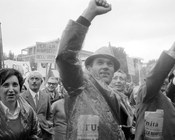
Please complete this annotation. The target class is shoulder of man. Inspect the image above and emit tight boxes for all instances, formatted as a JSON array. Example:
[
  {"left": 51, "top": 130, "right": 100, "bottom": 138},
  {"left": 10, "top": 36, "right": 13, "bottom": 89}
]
[
  {"left": 21, "top": 90, "right": 30, "bottom": 98},
  {"left": 41, "top": 88, "right": 48, "bottom": 93},
  {"left": 18, "top": 96, "right": 34, "bottom": 114},
  {"left": 39, "top": 90, "right": 50, "bottom": 99}
]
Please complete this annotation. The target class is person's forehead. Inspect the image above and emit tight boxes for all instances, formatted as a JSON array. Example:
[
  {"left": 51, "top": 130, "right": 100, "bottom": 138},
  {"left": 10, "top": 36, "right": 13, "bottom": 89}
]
[
  {"left": 4, "top": 75, "right": 19, "bottom": 82},
  {"left": 48, "top": 78, "right": 58, "bottom": 83},
  {"left": 114, "top": 71, "right": 126, "bottom": 78},
  {"left": 94, "top": 57, "right": 113, "bottom": 62},
  {"left": 29, "top": 75, "right": 41, "bottom": 78},
  {"left": 28, "top": 73, "right": 42, "bottom": 79}
]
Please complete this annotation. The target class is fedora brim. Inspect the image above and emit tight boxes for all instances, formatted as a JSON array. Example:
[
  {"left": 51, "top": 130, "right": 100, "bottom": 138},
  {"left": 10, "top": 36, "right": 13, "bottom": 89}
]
[{"left": 85, "top": 54, "right": 120, "bottom": 72}]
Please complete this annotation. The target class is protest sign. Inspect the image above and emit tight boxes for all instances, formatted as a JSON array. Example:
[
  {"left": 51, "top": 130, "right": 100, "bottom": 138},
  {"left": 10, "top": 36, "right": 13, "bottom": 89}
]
[
  {"left": 77, "top": 115, "right": 99, "bottom": 140},
  {"left": 144, "top": 109, "right": 164, "bottom": 140},
  {"left": 35, "top": 39, "right": 59, "bottom": 63},
  {"left": 4, "top": 60, "right": 31, "bottom": 77}
]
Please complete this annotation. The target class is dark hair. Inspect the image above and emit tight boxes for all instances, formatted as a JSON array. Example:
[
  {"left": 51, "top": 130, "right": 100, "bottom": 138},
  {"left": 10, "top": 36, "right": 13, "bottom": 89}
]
[
  {"left": 168, "top": 72, "right": 174, "bottom": 82},
  {"left": 0, "top": 68, "right": 24, "bottom": 92}
]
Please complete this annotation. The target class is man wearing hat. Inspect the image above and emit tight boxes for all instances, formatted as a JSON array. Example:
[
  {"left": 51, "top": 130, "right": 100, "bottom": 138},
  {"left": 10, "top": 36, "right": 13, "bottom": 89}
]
[{"left": 56, "top": 0, "right": 125, "bottom": 139}]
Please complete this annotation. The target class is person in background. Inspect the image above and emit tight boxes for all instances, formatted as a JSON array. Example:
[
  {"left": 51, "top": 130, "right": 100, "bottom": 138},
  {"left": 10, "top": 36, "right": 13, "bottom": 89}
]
[
  {"left": 110, "top": 70, "right": 134, "bottom": 123},
  {"left": 166, "top": 71, "right": 175, "bottom": 103},
  {"left": 110, "top": 70, "right": 127, "bottom": 91},
  {"left": 125, "top": 82, "right": 135, "bottom": 99},
  {"left": 129, "top": 85, "right": 140, "bottom": 110},
  {"left": 56, "top": 79, "right": 66, "bottom": 99},
  {"left": 109, "top": 70, "right": 134, "bottom": 140},
  {"left": 56, "top": 0, "right": 126, "bottom": 139},
  {"left": 160, "top": 77, "right": 169, "bottom": 93},
  {"left": 21, "top": 84, "right": 27, "bottom": 93},
  {"left": 51, "top": 97, "right": 67, "bottom": 140},
  {"left": 134, "top": 42, "right": 175, "bottom": 140},
  {"left": 110, "top": 70, "right": 133, "bottom": 98},
  {"left": 0, "top": 68, "right": 40, "bottom": 140},
  {"left": 42, "top": 77, "right": 62, "bottom": 104},
  {"left": 21, "top": 71, "right": 53, "bottom": 140}
]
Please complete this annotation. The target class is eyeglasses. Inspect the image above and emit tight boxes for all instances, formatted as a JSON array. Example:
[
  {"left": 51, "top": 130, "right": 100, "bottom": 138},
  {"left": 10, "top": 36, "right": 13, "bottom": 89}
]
[{"left": 48, "top": 82, "right": 57, "bottom": 86}]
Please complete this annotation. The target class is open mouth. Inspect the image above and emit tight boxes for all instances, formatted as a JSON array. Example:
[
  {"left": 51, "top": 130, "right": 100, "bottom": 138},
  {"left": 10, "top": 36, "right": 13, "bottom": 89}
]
[
  {"left": 7, "top": 95, "right": 16, "bottom": 99},
  {"left": 100, "top": 72, "right": 109, "bottom": 77}
]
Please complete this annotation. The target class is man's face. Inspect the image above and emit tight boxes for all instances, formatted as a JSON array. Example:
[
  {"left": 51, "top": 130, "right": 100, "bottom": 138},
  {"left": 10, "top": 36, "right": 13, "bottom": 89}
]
[
  {"left": 110, "top": 71, "right": 126, "bottom": 92},
  {"left": 47, "top": 78, "right": 58, "bottom": 92},
  {"left": 28, "top": 75, "right": 42, "bottom": 92},
  {"left": 160, "top": 78, "right": 169, "bottom": 92},
  {"left": 88, "top": 57, "right": 115, "bottom": 85}
]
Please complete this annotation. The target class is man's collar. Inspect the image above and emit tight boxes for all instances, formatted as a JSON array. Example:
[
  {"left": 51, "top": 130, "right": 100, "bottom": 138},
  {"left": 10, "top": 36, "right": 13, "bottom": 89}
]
[{"left": 29, "top": 88, "right": 39, "bottom": 98}]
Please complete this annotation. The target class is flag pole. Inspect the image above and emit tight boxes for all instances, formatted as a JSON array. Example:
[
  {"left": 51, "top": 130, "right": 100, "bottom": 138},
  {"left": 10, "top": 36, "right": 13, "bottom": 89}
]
[
  {"left": 108, "top": 42, "right": 115, "bottom": 56},
  {"left": 0, "top": 23, "right": 4, "bottom": 69}
]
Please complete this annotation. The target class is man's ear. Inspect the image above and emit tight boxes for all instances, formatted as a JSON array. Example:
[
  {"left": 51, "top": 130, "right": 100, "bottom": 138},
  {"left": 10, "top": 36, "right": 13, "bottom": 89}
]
[{"left": 86, "top": 65, "right": 91, "bottom": 71}]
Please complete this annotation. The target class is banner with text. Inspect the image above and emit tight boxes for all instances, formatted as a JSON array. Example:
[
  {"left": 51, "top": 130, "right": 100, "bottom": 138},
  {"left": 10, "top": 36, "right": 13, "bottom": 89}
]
[
  {"left": 144, "top": 109, "right": 164, "bottom": 140},
  {"left": 35, "top": 39, "right": 59, "bottom": 63},
  {"left": 4, "top": 60, "right": 31, "bottom": 77}
]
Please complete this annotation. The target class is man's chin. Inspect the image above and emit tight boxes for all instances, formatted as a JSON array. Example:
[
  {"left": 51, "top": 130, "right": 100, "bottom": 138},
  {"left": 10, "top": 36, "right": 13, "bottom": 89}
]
[
  {"left": 101, "top": 78, "right": 110, "bottom": 85},
  {"left": 7, "top": 97, "right": 17, "bottom": 102}
]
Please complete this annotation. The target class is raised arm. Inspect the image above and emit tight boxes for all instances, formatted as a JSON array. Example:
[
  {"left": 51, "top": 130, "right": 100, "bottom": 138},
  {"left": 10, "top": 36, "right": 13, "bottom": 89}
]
[
  {"left": 143, "top": 42, "right": 175, "bottom": 102},
  {"left": 56, "top": 0, "right": 111, "bottom": 94}
]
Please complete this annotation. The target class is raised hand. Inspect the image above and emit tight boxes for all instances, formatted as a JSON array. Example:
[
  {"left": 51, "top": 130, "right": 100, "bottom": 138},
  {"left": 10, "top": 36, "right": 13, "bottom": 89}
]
[
  {"left": 82, "top": 0, "right": 112, "bottom": 22},
  {"left": 95, "top": 0, "right": 111, "bottom": 15}
]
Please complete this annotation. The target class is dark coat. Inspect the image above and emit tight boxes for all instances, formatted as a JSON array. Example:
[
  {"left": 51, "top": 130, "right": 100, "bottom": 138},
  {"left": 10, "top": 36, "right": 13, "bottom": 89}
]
[
  {"left": 42, "top": 88, "right": 62, "bottom": 104},
  {"left": 0, "top": 96, "right": 40, "bottom": 140},
  {"left": 166, "top": 81, "right": 175, "bottom": 103},
  {"left": 56, "top": 19, "right": 125, "bottom": 140},
  {"left": 21, "top": 90, "right": 53, "bottom": 135},
  {"left": 135, "top": 52, "right": 175, "bottom": 140}
]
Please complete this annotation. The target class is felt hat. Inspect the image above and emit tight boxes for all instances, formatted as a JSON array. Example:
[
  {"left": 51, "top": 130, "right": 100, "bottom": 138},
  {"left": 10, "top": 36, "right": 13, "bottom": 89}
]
[{"left": 85, "top": 47, "right": 120, "bottom": 72}]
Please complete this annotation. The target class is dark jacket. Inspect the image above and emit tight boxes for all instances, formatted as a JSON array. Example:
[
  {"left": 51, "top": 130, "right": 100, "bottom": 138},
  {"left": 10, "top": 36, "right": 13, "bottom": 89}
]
[
  {"left": 0, "top": 96, "right": 40, "bottom": 140},
  {"left": 21, "top": 90, "right": 53, "bottom": 135},
  {"left": 166, "top": 81, "right": 175, "bottom": 103},
  {"left": 42, "top": 88, "right": 62, "bottom": 104},
  {"left": 135, "top": 52, "right": 175, "bottom": 140},
  {"left": 56, "top": 19, "right": 125, "bottom": 140}
]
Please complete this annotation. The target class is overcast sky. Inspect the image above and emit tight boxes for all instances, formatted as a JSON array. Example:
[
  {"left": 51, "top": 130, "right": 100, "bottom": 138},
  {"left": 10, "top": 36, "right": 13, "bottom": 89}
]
[{"left": 1, "top": 0, "right": 175, "bottom": 62}]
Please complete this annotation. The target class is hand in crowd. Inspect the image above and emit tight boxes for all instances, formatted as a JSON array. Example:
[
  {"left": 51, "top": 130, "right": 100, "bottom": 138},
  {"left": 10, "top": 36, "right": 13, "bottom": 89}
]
[{"left": 82, "top": 0, "right": 112, "bottom": 22}]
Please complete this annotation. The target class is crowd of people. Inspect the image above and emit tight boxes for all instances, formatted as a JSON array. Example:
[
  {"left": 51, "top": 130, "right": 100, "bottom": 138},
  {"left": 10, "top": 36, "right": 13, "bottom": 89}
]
[{"left": 1, "top": 0, "right": 175, "bottom": 139}]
